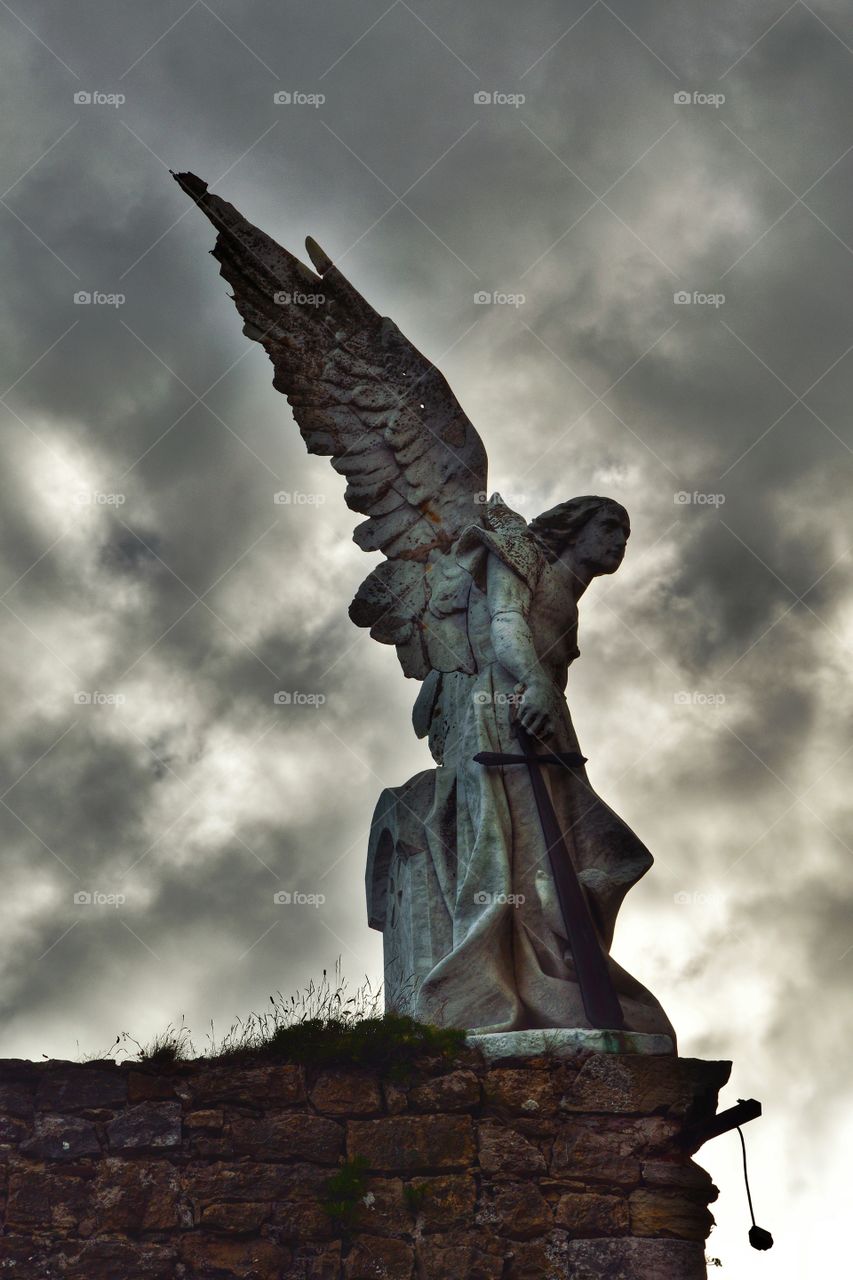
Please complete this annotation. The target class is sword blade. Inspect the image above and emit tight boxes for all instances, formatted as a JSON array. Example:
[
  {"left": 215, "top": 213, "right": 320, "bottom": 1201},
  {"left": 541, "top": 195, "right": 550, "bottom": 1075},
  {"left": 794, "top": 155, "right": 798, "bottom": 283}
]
[{"left": 515, "top": 725, "right": 625, "bottom": 1031}]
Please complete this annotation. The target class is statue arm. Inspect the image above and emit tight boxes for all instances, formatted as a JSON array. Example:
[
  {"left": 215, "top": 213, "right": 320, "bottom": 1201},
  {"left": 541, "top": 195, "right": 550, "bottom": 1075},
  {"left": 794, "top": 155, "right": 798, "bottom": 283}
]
[{"left": 486, "top": 553, "right": 558, "bottom": 738}]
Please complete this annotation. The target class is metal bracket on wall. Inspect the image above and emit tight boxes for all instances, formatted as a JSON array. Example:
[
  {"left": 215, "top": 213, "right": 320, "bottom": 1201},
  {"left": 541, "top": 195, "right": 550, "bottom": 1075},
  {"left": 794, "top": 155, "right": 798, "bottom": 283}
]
[{"left": 680, "top": 1098, "right": 762, "bottom": 1151}]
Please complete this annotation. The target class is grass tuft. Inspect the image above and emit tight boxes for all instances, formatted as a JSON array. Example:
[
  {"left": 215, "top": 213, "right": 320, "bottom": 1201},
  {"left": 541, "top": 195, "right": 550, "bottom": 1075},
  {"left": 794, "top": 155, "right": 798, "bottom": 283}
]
[{"left": 82, "top": 965, "right": 465, "bottom": 1076}]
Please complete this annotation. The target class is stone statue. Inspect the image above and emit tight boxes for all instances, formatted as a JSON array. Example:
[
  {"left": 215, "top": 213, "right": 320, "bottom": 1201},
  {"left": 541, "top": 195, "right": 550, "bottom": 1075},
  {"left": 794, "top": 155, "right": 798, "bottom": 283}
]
[{"left": 175, "top": 172, "right": 676, "bottom": 1049}]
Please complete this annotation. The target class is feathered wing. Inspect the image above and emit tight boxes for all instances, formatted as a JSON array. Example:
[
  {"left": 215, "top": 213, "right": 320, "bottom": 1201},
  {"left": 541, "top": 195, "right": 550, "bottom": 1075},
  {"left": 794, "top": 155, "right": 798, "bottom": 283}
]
[{"left": 174, "top": 171, "right": 487, "bottom": 679}]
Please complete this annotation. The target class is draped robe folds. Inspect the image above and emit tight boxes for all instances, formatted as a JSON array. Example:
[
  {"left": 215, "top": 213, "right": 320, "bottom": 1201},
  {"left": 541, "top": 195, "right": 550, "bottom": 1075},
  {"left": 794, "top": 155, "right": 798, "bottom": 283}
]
[{"left": 405, "top": 504, "right": 676, "bottom": 1041}]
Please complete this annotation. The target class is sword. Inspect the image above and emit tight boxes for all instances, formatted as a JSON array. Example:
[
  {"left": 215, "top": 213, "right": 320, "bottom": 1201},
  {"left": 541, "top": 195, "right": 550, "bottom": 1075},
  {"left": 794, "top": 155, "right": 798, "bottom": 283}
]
[{"left": 473, "top": 723, "right": 626, "bottom": 1031}]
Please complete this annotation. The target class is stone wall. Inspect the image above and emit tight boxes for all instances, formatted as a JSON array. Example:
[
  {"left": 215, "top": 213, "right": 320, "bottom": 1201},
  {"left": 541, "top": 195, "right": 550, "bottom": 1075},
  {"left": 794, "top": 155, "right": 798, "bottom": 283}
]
[{"left": 0, "top": 1048, "right": 730, "bottom": 1279}]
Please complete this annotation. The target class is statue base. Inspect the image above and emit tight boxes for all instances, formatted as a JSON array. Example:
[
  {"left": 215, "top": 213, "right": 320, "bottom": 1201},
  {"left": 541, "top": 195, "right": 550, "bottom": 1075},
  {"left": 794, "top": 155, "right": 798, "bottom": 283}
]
[
  {"left": 468, "top": 1028, "right": 676, "bottom": 1062},
  {"left": 0, "top": 1047, "right": 729, "bottom": 1279}
]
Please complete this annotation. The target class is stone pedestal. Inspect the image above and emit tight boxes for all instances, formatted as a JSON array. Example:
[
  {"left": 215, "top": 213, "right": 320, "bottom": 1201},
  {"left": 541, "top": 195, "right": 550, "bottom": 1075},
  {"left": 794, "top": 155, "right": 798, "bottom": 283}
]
[{"left": 0, "top": 1047, "right": 730, "bottom": 1279}]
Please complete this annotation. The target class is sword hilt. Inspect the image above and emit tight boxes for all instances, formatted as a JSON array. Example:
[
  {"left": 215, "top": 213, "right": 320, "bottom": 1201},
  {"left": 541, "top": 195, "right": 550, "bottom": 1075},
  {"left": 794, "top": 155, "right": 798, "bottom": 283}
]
[{"left": 473, "top": 749, "right": 587, "bottom": 768}]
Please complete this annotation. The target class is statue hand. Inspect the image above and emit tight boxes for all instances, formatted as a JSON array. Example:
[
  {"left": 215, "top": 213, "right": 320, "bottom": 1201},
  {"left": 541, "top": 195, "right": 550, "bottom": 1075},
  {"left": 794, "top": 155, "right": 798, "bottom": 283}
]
[{"left": 515, "top": 678, "right": 556, "bottom": 740}]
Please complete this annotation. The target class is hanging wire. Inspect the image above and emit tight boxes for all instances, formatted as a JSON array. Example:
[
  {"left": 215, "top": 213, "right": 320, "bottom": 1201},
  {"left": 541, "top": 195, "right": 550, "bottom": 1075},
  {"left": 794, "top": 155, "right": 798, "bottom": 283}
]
[{"left": 737, "top": 1124, "right": 774, "bottom": 1251}]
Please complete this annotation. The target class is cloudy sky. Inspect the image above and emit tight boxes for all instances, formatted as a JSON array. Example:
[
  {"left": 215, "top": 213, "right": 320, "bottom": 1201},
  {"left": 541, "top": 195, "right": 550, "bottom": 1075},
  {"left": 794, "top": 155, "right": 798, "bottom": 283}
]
[{"left": 2, "top": 0, "right": 852, "bottom": 1271}]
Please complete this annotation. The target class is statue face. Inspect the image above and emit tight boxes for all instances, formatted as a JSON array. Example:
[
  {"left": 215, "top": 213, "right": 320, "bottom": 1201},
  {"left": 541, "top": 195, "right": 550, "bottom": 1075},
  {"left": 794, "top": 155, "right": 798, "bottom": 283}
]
[{"left": 565, "top": 507, "right": 630, "bottom": 577}]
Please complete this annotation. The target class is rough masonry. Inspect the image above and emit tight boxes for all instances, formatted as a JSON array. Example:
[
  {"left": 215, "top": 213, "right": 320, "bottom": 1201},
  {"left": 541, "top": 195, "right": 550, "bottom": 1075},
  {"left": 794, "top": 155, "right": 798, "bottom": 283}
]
[{"left": 0, "top": 1048, "right": 729, "bottom": 1279}]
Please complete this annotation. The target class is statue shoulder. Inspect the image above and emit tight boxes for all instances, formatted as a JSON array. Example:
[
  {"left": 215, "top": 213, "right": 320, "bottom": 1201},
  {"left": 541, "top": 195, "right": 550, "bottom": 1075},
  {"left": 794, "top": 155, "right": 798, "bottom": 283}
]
[{"left": 455, "top": 493, "right": 546, "bottom": 591}]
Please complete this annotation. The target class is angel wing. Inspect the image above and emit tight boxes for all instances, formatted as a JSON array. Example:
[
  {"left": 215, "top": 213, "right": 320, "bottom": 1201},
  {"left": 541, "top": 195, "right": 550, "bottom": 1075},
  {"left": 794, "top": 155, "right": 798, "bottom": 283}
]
[{"left": 174, "top": 171, "right": 487, "bottom": 680}]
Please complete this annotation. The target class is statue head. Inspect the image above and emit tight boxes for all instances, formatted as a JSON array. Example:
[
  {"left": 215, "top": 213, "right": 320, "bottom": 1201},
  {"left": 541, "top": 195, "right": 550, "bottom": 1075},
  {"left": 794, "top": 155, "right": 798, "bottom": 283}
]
[{"left": 529, "top": 496, "right": 630, "bottom": 579}]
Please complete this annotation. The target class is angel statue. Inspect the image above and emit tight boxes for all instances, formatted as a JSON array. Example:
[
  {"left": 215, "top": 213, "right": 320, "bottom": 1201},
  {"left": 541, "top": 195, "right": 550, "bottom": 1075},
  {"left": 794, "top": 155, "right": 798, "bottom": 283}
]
[{"left": 175, "top": 172, "right": 675, "bottom": 1048}]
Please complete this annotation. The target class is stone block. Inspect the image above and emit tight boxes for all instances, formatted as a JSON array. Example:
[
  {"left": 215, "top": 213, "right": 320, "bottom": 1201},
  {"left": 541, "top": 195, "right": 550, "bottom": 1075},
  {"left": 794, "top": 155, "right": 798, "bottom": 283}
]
[
  {"left": 629, "top": 1188, "right": 714, "bottom": 1241},
  {"left": 408, "top": 1069, "right": 481, "bottom": 1112},
  {"left": 641, "top": 1158, "right": 717, "bottom": 1197},
  {"left": 230, "top": 1112, "right": 343, "bottom": 1163},
  {"left": 20, "top": 1113, "right": 101, "bottom": 1161},
  {"left": 106, "top": 1101, "right": 181, "bottom": 1152},
  {"left": 57, "top": 1238, "right": 177, "bottom": 1279},
  {"left": 417, "top": 1231, "right": 505, "bottom": 1280},
  {"left": 36, "top": 1066, "right": 127, "bottom": 1112},
  {"left": 565, "top": 1237, "right": 707, "bottom": 1279},
  {"left": 485, "top": 1180, "right": 553, "bottom": 1238},
  {"left": 191, "top": 1063, "right": 305, "bottom": 1108},
  {"left": 405, "top": 1173, "right": 477, "bottom": 1230},
  {"left": 560, "top": 1055, "right": 730, "bottom": 1117},
  {"left": 90, "top": 1158, "right": 181, "bottom": 1232},
  {"left": 343, "top": 1234, "right": 414, "bottom": 1278},
  {"left": 127, "top": 1071, "right": 180, "bottom": 1103},
  {"left": 200, "top": 1200, "right": 271, "bottom": 1232},
  {"left": 6, "top": 1161, "right": 91, "bottom": 1232},
  {"left": 310, "top": 1070, "right": 383, "bottom": 1115},
  {"left": 503, "top": 1232, "right": 569, "bottom": 1280},
  {"left": 347, "top": 1115, "right": 475, "bottom": 1171},
  {"left": 179, "top": 1234, "right": 289, "bottom": 1277},
  {"left": 482, "top": 1066, "right": 561, "bottom": 1116},
  {"left": 0, "top": 1078, "right": 36, "bottom": 1119},
  {"left": 554, "top": 1191, "right": 629, "bottom": 1236},
  {"left": 478, "top": 1122, "right": 546, "bottom": 1178}
]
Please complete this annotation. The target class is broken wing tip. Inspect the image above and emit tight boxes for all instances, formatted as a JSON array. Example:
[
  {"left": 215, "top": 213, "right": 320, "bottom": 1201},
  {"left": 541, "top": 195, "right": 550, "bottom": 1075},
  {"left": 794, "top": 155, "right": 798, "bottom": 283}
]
[{"left": 172, "top": 170, "right": 210, "bottom": 202}]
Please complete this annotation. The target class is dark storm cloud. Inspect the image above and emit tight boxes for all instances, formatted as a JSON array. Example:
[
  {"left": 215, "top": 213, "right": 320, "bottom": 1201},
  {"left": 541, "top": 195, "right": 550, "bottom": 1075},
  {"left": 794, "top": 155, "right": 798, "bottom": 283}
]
[{"left": 1, "top": 3, "right": 851, "bottom": 1271}]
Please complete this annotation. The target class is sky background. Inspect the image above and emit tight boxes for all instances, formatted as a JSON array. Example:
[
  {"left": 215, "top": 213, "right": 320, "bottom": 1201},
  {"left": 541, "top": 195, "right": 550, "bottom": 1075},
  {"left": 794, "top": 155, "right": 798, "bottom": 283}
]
[{"left": 2, "top": 1, "right": 852, "bottom": 1273}]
